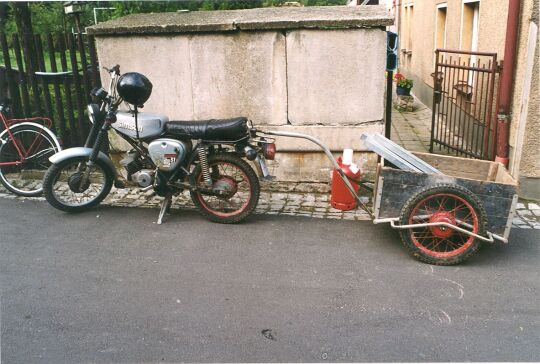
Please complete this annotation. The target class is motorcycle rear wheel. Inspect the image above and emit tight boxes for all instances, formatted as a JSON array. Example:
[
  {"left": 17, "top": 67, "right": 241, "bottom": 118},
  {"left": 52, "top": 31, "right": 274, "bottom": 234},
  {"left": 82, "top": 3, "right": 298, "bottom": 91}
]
[
  {"left": 190, "top": 154, "right": 260, "bottom": 224},
  {"left": 43, "top": 156, "right": 114, "bottom": 212}
]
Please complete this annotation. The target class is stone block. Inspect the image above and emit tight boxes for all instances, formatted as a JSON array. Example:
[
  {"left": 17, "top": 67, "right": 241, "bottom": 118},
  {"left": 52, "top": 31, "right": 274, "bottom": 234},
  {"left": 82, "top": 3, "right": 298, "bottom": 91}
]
[
  {"left": 265, "top": 151, "right": 378, "bottom": 183},
  {"left": 286, "top": 29, "right": 386, "bottom": 126},
  {"left": 96, "top": 36, "right": 194, "bottom": 120},
  {"left": 267, "top": 124, "right": 384, "bottom": 151},
  {"left": 97, "top": 32, "right": 287, "bottom": 125},
  {"left": 189, "top": 32, "right": 287, "bottom": 125},
  {"left": 394, "top": 94, "right": 415, "bottom": 112}
]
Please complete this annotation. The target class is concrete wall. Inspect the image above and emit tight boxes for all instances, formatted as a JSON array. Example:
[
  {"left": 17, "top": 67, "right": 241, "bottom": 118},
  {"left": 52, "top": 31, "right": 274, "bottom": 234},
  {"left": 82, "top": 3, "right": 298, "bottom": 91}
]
[{"left": 91, "top": 6, "right": 391, "bottom": 187}]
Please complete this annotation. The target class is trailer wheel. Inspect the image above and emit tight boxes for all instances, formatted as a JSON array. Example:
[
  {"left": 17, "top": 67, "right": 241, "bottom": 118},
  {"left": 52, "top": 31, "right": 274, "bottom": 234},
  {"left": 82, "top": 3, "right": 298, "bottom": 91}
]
[{"left": 398, "top": 184, "right": 487, "bottom": 265}]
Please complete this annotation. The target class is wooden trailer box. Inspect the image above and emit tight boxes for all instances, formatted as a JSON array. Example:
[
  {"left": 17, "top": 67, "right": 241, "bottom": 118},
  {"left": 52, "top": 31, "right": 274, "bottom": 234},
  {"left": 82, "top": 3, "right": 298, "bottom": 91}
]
[{"left": 374, "top": 152, "right": 519, "bottom": 241}]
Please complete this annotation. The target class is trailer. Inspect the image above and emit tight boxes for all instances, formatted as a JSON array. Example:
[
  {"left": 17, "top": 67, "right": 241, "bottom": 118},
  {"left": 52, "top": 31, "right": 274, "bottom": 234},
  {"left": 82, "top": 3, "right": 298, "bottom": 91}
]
[{"left": 261, "top": 131, "right": 518, "bottom": 265}]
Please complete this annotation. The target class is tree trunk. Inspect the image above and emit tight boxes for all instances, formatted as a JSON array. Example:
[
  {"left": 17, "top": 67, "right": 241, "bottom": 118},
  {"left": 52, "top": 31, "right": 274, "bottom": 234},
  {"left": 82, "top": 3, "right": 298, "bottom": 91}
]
[
  {"left": 12, "top": 2, "right": 33, "bottom": 34},
  {"left": 0, "top": 3, "right": 9, "bottom": 33},
  {"left": 12, "top": 2, "right": 38, "bottom": 74}
]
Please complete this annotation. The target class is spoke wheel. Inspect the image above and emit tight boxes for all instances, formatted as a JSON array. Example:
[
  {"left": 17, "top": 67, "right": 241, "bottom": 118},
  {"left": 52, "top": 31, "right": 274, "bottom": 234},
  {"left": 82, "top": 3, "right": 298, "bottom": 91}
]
[
  {"left": 0, "top": 125, "right": 61, "bottom": 196},
  {"left": 190, "top": 154, "right": 260, "bottom": 224},
  {"left": 399, "top": 184, "right": 487, "bottom": 265},
  {"left": 43, "top": 156, "right": 113, "bottom": 212}
]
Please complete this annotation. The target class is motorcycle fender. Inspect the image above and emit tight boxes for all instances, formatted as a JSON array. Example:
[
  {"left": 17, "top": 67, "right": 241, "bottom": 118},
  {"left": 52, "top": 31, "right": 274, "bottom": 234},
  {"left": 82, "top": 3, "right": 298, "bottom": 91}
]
[{"left": 49, "top": 147, "right": 118, "bottom": 179}]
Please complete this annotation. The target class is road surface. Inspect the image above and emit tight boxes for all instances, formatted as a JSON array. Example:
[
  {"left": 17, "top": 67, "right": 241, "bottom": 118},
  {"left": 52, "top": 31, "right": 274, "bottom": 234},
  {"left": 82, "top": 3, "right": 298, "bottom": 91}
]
[{"left": 1, "top": 198, "right": 538, "bottom": 362}]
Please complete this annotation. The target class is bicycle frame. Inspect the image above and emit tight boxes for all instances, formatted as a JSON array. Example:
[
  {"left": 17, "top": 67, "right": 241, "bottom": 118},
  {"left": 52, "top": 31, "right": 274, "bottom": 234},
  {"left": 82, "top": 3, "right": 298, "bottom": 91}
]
[{"left": 0, "top": 110, "right": 54, "bottom": 167}]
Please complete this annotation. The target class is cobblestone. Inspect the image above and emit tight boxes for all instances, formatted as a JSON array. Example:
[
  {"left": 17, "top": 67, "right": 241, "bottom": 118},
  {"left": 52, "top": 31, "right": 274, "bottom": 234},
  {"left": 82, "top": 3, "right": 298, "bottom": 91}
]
[
  {"left": 0, "top": 184, "right": 372, "bottom": 221},
  {"left": 513, "top": 200, "right": 540, "bottom": 229},
  {"left": 1, "top": 182, "right": 538, "bottom": 229}
]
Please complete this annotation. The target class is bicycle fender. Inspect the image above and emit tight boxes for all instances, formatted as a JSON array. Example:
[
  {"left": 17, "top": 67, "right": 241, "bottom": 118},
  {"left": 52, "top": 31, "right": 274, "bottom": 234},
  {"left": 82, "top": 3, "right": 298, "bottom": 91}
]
[
  {"left": 49, "top": 147, "right": 118, "bottom": 179},
  {"left": 0, "top": 122, "right": 61, "bottom": 150}
]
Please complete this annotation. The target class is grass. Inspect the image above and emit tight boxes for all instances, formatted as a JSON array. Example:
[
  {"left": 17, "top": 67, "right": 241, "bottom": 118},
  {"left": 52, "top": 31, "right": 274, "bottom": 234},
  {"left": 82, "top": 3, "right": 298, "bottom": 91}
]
[{"left": 1, "top": 50, "right": 84, "bottom": 73}]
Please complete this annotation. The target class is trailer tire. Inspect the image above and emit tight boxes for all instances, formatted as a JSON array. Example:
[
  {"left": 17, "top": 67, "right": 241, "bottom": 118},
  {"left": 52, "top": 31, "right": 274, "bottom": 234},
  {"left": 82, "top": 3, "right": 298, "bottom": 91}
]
[{"left": 398, "top": 184, "right": 487, "bottom": 265}]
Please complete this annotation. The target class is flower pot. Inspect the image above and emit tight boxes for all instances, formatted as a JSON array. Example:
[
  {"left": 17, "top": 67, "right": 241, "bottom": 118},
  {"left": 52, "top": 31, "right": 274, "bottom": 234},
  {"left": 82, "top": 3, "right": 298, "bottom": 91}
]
[{"left": 396, "top": 85, "right": 412, "bottom": 96}]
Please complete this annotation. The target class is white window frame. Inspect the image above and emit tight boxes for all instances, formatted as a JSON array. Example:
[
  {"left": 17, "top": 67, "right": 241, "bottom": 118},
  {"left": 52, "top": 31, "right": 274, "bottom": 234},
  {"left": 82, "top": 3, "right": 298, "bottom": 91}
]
[
  {"left": 459, "top": 0, "right": 480, "bottom": 51},
  {"left": 434, "top": 3, "right": 448, "bottom": 50},
  {"left": 402, "top": 3, "right": 414, "bottom": 55},
  {"left": 460, "top": 0, "right": 480, "bottom": 85}
]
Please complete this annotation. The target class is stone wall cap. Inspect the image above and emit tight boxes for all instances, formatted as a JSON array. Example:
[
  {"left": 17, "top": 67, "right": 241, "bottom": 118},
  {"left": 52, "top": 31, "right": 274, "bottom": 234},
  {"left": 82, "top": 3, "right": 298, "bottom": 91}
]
[{"left": 87, "top": 5, "right": 393, "bottom": 35}]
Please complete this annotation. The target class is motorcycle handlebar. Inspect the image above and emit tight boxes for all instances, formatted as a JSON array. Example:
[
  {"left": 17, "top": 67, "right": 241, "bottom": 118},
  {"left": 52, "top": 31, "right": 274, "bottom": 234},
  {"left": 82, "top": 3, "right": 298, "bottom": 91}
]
[{"left": 103, "top": 64, "right": 120, "bottom": 75}]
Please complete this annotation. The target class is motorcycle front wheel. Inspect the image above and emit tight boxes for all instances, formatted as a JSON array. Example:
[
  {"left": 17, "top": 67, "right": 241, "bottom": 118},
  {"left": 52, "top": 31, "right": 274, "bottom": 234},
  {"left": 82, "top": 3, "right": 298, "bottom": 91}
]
[
  {"left": 190, "top": 153, "right": 260, "bottom": 224},
  {"left": 43, "top": 156, "right": 114, "bottom": 212}
]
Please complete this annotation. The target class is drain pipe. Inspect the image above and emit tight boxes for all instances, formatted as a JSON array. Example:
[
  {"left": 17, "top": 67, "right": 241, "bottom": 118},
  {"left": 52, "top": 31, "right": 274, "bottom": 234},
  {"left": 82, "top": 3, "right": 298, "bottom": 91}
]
[{"left": 495, "top": 0, "right": 521, "bottom": 167}]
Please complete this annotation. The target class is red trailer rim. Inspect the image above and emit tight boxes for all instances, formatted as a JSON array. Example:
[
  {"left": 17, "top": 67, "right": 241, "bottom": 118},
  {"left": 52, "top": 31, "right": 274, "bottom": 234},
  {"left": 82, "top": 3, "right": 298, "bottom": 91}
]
[{"left": 408, "top": 193, "right": 479, "bottom": 258}]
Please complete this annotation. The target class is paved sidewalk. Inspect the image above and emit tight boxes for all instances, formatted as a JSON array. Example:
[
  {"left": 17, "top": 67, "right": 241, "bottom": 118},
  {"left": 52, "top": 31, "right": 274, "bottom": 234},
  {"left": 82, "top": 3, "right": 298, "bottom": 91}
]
[
  {"left": 0, "top": 184, "right": 538, "bottom": 229},
  {"left": 391, "top": 100, "right": 432, "bottom": 153},
  {"left": 0, "top": 184, "right": 372, "bottom": 222},
  {"left": 513, "top": 201, "right": 540, "bottom": 229}
]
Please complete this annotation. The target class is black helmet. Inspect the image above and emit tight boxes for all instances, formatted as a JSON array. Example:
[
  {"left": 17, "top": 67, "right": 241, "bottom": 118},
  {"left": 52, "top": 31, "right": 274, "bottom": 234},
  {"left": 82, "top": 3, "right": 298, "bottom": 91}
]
[{"left": 117, "top": 72, "right": 153, "bottom": 107}]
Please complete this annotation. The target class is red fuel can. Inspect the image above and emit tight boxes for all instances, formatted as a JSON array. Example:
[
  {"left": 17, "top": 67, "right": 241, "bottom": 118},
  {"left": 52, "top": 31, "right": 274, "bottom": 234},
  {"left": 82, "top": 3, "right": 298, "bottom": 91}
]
[{"left": 330, "top": 157, "right": 361, "bottom": 211}]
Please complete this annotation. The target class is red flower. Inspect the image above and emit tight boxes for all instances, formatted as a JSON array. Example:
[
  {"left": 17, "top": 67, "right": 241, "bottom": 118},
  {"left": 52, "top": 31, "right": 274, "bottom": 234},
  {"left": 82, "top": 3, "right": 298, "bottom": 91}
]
[{"left": 393, "top": 73, "right": 405, "bottom": 82}]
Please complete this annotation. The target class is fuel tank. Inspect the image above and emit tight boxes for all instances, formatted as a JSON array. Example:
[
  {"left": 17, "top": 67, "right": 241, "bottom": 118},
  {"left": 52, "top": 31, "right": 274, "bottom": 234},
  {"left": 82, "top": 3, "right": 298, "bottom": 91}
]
[{"left": 112, "top": 111, "right": 169, "bottom": 139}]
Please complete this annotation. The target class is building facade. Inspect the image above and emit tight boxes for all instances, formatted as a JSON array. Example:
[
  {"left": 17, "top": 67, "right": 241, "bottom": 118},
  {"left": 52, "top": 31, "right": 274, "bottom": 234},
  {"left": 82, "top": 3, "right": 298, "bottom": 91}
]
[{"left": 394, "top": 0, "right": 539, "bottom": 199}]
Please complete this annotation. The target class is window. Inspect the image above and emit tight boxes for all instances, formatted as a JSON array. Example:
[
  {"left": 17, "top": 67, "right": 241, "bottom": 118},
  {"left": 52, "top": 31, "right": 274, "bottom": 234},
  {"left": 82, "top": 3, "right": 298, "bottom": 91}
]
[
  {"left": 401, "top": 4, "right": 414, "bottom": 56},
  {"left": 461, "top": 0, "right": 480, "bottom": 85},
  {"left": 435, "top": 4, "right": 447, "bottom": 50},
  {"left": 461, "top": 0, "right": 480, "bottom": 52},
  {"left": 407, "top": 5, "right": 414, "bottom": 54}
]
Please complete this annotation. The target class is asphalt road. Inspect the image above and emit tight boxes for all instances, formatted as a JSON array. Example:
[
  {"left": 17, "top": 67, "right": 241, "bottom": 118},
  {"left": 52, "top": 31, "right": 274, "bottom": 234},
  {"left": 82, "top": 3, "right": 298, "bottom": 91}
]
[{"left": 1, "top": 197, "right": 539, "bottom": 363}]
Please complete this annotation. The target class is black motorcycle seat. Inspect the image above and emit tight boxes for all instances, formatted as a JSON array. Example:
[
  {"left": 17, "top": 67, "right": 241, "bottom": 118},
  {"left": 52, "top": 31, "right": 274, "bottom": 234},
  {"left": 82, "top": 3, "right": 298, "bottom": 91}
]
[{"left": 165, "top": 117, "right": 248, "bottom": 141}]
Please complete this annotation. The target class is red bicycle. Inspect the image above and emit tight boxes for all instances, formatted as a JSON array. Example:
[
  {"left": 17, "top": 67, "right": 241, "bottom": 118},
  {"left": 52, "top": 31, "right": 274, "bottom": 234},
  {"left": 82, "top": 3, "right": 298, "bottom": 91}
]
[{"left": 0, "top": 99, "right": 62, "bottom": 196}]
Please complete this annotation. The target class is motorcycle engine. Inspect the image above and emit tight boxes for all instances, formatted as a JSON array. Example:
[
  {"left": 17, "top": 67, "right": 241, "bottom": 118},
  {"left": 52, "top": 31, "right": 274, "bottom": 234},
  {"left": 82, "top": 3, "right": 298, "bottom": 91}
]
[
  {"left": 148, "top": 138, "right": 190, "bottom": 172},
  {"left": 132, "top": 169, "right": 154, "bottom": 188},
  {"left": 120, "top": 151, "right": 156, "bottom": 188},
  {"left": 119, "top": 139, "right": 190, "bottom": 189}
]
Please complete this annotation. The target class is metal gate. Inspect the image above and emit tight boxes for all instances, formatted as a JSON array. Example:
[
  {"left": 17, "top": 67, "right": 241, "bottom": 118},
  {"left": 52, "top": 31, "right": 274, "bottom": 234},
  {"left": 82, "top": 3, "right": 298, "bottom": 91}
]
[{"left": 430, "top": 49, "right": 501, "bottom": 160}]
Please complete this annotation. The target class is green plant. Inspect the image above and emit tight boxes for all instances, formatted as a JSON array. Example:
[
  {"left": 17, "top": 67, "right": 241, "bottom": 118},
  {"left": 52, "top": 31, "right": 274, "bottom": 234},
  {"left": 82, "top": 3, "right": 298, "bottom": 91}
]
[{"left": 394, "top": 72, "right": 413, "bottom": 89}]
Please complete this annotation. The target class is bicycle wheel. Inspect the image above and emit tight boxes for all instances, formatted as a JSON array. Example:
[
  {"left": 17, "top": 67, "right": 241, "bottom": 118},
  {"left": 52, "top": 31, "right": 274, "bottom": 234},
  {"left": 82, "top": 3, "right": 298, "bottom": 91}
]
[{"left": 0, "top": 124, "right": 61, "bottom": 197}]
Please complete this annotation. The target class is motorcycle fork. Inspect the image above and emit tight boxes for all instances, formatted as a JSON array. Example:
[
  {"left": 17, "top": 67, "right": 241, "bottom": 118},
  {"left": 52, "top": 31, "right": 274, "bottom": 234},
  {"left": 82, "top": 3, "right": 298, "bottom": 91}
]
[{"left": 81, "top": 122, "right": 110, "bottom": 184}]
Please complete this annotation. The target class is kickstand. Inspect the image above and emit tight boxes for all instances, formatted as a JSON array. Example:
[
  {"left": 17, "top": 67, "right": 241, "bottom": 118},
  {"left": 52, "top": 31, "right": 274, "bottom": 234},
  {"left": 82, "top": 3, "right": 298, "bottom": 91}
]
[{"left": 157, "top": 193, "right": 173, "bottom": 225}]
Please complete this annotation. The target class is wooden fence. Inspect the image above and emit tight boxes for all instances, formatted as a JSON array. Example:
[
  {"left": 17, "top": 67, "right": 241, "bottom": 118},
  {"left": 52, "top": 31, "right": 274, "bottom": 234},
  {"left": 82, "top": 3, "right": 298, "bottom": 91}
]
[{"left": 0, "top": 32, "right": 101, "bottom": 147}]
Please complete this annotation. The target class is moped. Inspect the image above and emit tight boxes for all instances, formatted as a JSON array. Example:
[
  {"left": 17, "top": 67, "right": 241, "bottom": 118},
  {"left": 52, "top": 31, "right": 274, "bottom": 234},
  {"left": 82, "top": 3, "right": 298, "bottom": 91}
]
[{"left": 43, "top": 65, "right": 276, "bottom": 224}]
